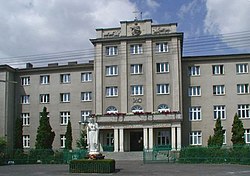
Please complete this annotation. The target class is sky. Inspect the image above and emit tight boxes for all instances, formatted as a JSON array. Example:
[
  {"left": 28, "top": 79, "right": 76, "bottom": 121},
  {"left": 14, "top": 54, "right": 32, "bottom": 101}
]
[{"left": 0, "top": 0, "right": 250, "bottom": 67}]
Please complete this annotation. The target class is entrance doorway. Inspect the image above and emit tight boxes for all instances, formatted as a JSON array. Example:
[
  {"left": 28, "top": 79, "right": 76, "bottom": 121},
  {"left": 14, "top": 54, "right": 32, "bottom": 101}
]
[{"left": 130, "top": 131, "right": 143, "bottom": 151}]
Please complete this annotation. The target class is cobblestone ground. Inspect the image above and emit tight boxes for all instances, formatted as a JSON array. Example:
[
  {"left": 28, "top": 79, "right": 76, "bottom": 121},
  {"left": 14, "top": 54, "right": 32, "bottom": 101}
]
[{"left": 1, "top": 161, "right": 250, "bottom": 176}]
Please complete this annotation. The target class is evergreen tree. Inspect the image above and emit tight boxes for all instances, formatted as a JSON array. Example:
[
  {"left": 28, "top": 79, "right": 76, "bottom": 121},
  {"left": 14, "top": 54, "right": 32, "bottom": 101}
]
[
  {"left": 231, "top": 113, "right": 245, "bottom": 146},
  {"left": 65, "top": 120, "right": 73, "bottom": 150},
  {"left": 35, "top": 107, "right": 55, "bottom": 149},
  {"left": 14, "top": 117, "right": 23, "bottom": 150},
  {"left": 207, "top": 117, "right": 224, "bottom": 147},
  {"left": 76, "top": 129, "right": 87, "bottom": 149}
]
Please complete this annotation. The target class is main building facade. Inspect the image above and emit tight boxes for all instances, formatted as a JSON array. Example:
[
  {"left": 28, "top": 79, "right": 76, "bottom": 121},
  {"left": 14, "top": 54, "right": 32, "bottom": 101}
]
[{"left": 0, "top": 19, "right": 249, "bottom": 151}]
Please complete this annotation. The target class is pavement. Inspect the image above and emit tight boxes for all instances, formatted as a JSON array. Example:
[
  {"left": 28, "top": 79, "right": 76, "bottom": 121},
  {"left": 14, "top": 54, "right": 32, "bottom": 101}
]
[{"left": 1, "top": 161, "right": 250, "bottom": 176}]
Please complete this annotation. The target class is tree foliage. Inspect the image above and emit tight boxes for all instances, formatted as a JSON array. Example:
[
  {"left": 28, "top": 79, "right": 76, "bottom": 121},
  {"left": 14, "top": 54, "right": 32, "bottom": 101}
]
[
  {"left": 76, "top": 129, "right": 87, "bottom": 149},
  {"left": 35, "top": 107, "right": 55, "bottom": 149},
  {"left": 207, "top": 117, "right": 224, "bottom": 147},
  {"left": 65, "top": 120, "right": 73, "bottom": 150},
  {"left": 231, "top": 113, "right": 245, "bottom": 146},
  {"left": 14, "top": 117, "right": 23, "bottom": 150},
  {"left": 0, "top": 137, "right": 7, "bottom": 152}
]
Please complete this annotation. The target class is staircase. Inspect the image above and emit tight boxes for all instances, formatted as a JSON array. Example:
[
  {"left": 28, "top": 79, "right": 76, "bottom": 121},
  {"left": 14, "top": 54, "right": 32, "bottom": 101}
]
[{"left": 102, "top": 151, "right": 143, "bottom": 160}]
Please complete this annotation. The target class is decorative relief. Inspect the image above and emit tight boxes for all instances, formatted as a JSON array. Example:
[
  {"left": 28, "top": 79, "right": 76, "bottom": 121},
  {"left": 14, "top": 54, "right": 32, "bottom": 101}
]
[
  {"left": 130, "top": 22, "right": 141, "bottom": 36},
  {"left": 133, "top": 97, "right": 142, "bottom": 103},
  {"left": 153, "top": 27, "right": 171, "bottom": 35},
  {"left": 103, "top": 30, "right": 121, "bottom": 38}
]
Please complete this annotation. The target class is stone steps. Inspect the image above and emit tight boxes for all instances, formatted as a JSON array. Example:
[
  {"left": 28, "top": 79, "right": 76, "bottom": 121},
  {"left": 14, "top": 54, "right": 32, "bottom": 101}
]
[{"left": 102, "top": 151, "right": 143, "bottom": 161}]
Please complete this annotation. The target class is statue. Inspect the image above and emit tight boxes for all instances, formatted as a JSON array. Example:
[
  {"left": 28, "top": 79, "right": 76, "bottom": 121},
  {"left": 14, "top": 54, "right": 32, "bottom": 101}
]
[{"left": 87, "top": 118, "right": 99, "bottom": 155}]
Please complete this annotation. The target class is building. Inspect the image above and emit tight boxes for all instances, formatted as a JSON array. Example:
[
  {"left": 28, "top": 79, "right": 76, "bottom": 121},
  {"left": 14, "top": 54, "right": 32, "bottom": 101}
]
[{"left": 0, "top": 19, "right": 249, "bottom": 151}]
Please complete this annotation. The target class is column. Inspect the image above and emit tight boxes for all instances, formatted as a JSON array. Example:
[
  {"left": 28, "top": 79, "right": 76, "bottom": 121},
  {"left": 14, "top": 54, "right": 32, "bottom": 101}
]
[
  {"left": 171, "top": 126, "right": 176, "bottom": 151},
  {"left": 114, "top": 128, "right": 119, "bottom": 152},
  {"left": 119, "top": 128, "right": 124, "bottom": 152},
  {"left": 143, "top": 128, "right": 148, "bottom": 150},
  {"left": 177, "top": 126, "right": 181, "bottom": 151},
  {"left": 149, "top": 128, "right": 153, "bottom": 150}
]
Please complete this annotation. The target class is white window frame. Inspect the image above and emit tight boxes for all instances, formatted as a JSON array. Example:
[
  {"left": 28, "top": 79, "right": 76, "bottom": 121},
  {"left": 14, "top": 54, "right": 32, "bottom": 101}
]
[
  {"left": 106, "top": 46, "right": 118, "bottom": 56},
  {"left": 60, "top": 93, "right": 70, "bottom": 103},
  {"left": 23, "top": 135, "right": 30, "bottom": 148},
  {"left": 212, "top": 65, "right": 224, "bottom": 75},
  {"left": 21, "top": 113, "right": 30, "bottom": 126},
  {"left": 21, "top": 77, "right": 30, "bottom": 86},
  {"left": 81, "top": 92, "right": 92, "bottom": 101},
  {"left": 106, "top": 65, "right": 118, "bottom": 76},
  {"left": 157, "top": 104, "right": 170, "bottom": 113},
  {"left": 131, "top": 105, "right": 143, "bottom": 113},
  {"left": 157, "top": 131, "right": 170, "bottom": 146},
  {"left": 213, "top": 105, "right": 226, "bottom": 120},
  {"left": 60, "top": 111, "right": 70, "bottom": 125},
  {"left": 156, "top": 62, "right": 169, "bottom": 73},
  {"left": 245, "top": 129, "right": 250, "bottom": 144},
  {"left": 223, "top": 130, "right": 226, "bottom": 145},
  {"left": 130, "top": 64, "right": 143, "bottom": 74},
  {"left": 236, "top": 63, "right": 248, "bottom": 74},
  {"left": 60, "top": 74, "right": 71, "bottom": 83},
  {"left": 21, "top": 95, "right": 30, "bottom": 104},
  {"left": 131, "top": 85, "right": 143, "bottom": 96},
  {"left": 60, "top": 135, "right": 66, "bottom": 148},
  {"left": 189, "top": 106, "right": 201, "bottom": 121},
  {"left": 188, "top": 66, "right": 200, "bottom": 76},
  {"left": 238, "top": 104, "right": 250, "bottom": 118},
  {"left": 157, "top": 84, "right": 170, "bottom": 95},
  {"left": 81, "top": 110, "right": 91, "bottom": 123},
  {"left": 40, "top": 94, "right": 50, "bottom": 104},
  {"left": 188, "top": 86, "right": 201, "bottom": 96},
  {"left": 40, "top": 75, "right": 50, "bottom": 85},
  {"left": 130, "top": 44, "right": 143, "bottom": 54},
  {"left": 156, "top": 43, "right": 168, "bottom": 53},
  {"left": 237, "top": 84, "right": 249, "bottom": 94},
  {"left": 106, "top": 106, "right": 118, "bottom": 114},
  {"left": 106, "top": 86, "right": 118, "bottom": 97},
  {"left": 81, "top": 72, "right": 92, "bottom": 82},
  {"left": 213, "top": 85, "right": 225, "bottom": 95},
  {"left": 190, "top": 131, "right": 202, "bottom": 145}
]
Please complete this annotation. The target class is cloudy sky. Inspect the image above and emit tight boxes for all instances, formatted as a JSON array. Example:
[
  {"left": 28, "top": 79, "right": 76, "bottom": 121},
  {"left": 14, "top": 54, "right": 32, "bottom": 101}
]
[{"left": 0, "top": 0, "right": 250, "bottom": 67}]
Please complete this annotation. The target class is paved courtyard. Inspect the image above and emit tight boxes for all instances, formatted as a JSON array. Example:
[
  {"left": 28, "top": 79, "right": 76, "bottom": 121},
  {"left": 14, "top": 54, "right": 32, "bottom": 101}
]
[{"left": 1, "top": 161, "right": 250, "bottom": 176}]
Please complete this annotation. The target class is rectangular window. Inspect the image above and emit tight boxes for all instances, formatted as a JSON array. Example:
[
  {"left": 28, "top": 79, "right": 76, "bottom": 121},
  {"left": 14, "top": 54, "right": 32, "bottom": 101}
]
[
  {"left": 223, "top": 130, "right": 226, "bottom": 145},
  {"left": 60, "top": 111, "right": 70, "bottom": 125},
  {"left": 212, "top": 65, "right": 224, "bottom": 75},
  {"left": 106, "top": 46, "right": 118, "bottom": 56},
  {"left": 188, "top": 66, "right": 200, "bottom": 76},
  {"left": 40, "top": 75, "right": 50, "bottom": 84},
  {"left": 106, "top": 86, "right": 118, "bottom": 97},
  {"left": 157, "top": 84, "right": 170, "bottom": 94},
  {"left": 156, "top": 62, "right": 169, "bottom": 73},
  {"left": 106, "top": 132, "right": 114, "bottom": 146},
  {"left": 237, "top": 84, "right": 249, "bottom": 94},
  {"left": 157, "top": 131, "right": 170, "bottom": 146},
  {"left": 23, "top": 135, "right": 30, "bottom": 148},
  {"left": 188, "top": 86, "right": 201, "bottom": 96},
  {"left": 21, "top": 77, "right": 30, "bottom": 86},
  {"left": 60, "top": 93, "right": 70, "bottom": 103},
  {"left": 238, "top": 104, "right": 250, "bottom": 118},
  {"left": 213, "top": 85, "right": 225, "bottom": 95},
  {"left": 156, "top": 43, "right": 168, "bottom": 53},
  {"left": 189, "top": 106, "right": 201, "bottom": 121},
  {"left": 21, "top": 113, "right": 30, "bottom": 126},
  {"left": 130, "top": 44, "right": 143, "bottom": 54},
  {"left": 81, "top": 111, "right": 91, "bottom": 123},
  {"left": 81, "top": 92, "right": 92, "bottom": 101},
  {"left": 131, "top": 85, "right": 143, "bottom": 95},
  {"left": 40, "top": 94, "right": 50, "bottom": 103},
  {"left": 60, "top": 74, "right": 71, "bottom": 83},
  {"left": 190, "top": 131, "right": 202, "bottom": 145},
  {"left": 60, "top": 135, "right": 66, "bottom": 148},
  {"left": 21, "top": 95, "right": 30, "bottom": 104},
  {"left": 130, "top": 64, "right": 143, "bottom": 74},
  {"left": 236, "top": 63, "right": 248, "bottom": 74},
  {"left": 106, "top": 65, "right": 118, "bottom": 76},
  {"left": 245, "top": 129, "right": 250, "bottom": 144},
  {"left": 81, "top": 72, "right": 92, "bottom": 82},
  {"left": 213, "top": 105, "right": 226, "bottom": 120}
]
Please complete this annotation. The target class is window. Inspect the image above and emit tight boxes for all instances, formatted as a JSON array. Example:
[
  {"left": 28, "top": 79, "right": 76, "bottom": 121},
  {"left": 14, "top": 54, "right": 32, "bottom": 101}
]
[
  {"left": 21, "top": 113, "right": 30, "bottom": 126},
  {"left": 131, "top": 85, "right": 143, "bottom": 95},
  {"left": 238, "top": 104, "right": 249, "bottom": 118},
  {"left": 236, "top": 63, "right": 248, "bottom": 74},
  {"left": 60, "top": 74, "right": 70, "bottom": 83},
  {"left": 237, "top": 84, "right": 249, "bottom": 94},
  {"left": 23, "top": 135, "right": 30, "bottom": 148},
  {"left": 130, "top": 44, "right": 143, "bottom": 54},
  {"left": 106, "top": 106, "right": 118, "bottom": 114},
  {"left": 157, "top": 131, "right": 170, "bottom": 146},
  {"left": 81, "top": 92, "right": 92, "bottom": 101},
  {"left": 81, "top": 72, "right": 92, "bottom": 82},
  {"left": 156, "top": 43, "right": 168, "bottom": 53},
  {"left": 156, "top": 63, "right": 169, "bottom": 73},
  {"left": 40, "top": 94, "right": 50, "bottom": 103},
  {"left": 188, "top": 86, "right": 201, "bottom": 96},
  {"left": 60, "top": 111, "right": 70, "bottom": 125},
  {"left": 157, "top": 104, "right": 170, "bottom": 112},
  {"left": 40, "top": 75, "right": 50, "bottom": 84},
  {"left": 106, "top": 46, "right": 118, "bottom": 56},
  {"left": 223, "top": 130, "right": 226, "bottom": 145},
  {"left": 21, "top": 77, "right": 30, "bottom": 86},
  {"left": 21, "top": 95, "right": 30, "bottom": 104},
  {"left": 188, "top": 66, "right": 200, "bottom": 76},
  {"left": 60, "top": 93, "right": 70, "bottom": 103},
  {"left": 81, "top": 111, "right": 91, "bottom": 123},
  {"left": 60, "top": 135, "right": 66, "bottom": 148},
  {"left": 212, "top": 65, "right": 224, "bottom": 75},
  {"left": 213, "top": 85, "right": 225, "bottom": 95},
  {"left": 213, "top": 105, "right": 226, "bottom": 120},
  {"left": 190, "top": 131, "right": 202, "bottom": 145},
  {"left": 106, "top": 132, "right": 114, "bottom": 146},
  {"left": 130, "top": 64, "right": 143, "bottom": 74},
  {"left": 245, "top": 129, "right": 250, "bottom": 144},
  {"left": 106, "top": 86, "right": 118, "bottom": 97},
  {"left": 131, "top": 105, "right": 143, "bottom": 113},
  {"left": 106, "top": 65, "right": 118, "bottom": 76},
  {"left": 189, "top": 106, "right": 201, "bottom": 121},
  {"left": 157, "top": 84, "right": 169, "bottom": 94}
]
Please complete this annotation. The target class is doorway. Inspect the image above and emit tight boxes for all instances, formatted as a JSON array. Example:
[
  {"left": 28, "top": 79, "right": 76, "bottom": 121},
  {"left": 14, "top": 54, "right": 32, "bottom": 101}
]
[{"left": 130, "top": 131, "right": 143, "bottom": 151}]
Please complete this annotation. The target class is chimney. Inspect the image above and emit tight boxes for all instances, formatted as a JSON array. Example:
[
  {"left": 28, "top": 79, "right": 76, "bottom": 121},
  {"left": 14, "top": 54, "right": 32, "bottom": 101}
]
[
  {"left": 26, "top": 63, "right": 33, "bottom": 68},
  {"left": 48, "top": 63, "right": 58, "bottom": 67}
]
